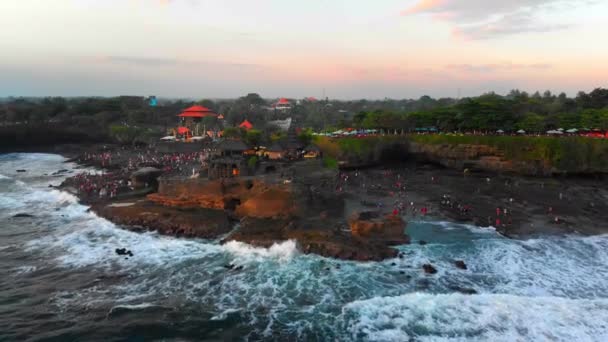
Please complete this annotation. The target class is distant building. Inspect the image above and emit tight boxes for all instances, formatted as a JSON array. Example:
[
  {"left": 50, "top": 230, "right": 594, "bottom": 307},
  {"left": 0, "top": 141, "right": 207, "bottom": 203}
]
[
  {"left": 177, "top": 105, "right": 218, "bottom": 137},
  {"left": 267, "top": 117, "right": 292, "bottom": 132},
  {"left": 149, "top": 96, "right": 158, "bottom": 107},
  {"left": 207, "top": 139, "right": 250, "bottom": 179},
  {"left": 274, "top": 98, "right": 292, "bottom": 112},
  {"left": 239, "top": 119, "right": 253, "bottom": 130}
]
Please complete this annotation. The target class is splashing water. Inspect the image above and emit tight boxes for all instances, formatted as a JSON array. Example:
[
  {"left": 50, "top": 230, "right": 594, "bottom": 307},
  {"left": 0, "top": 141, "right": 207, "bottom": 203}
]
[{"left": 1, "top": 153, "right": 608, "bottom": 341}]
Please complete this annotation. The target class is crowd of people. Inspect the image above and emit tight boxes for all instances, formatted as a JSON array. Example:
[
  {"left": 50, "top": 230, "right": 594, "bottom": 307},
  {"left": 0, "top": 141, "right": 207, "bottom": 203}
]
[
  {"left": 333, "top": 167, "right": 569, "bottom": 230},
  {"left": 66, "top": 146, "right": 212, "bottom": 202},
  {"left": 336, "top": 169, "right": 432, "bottom": 220}
]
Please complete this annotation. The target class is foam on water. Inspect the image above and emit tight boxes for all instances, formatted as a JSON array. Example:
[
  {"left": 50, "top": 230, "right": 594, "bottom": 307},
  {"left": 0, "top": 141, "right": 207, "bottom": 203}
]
[
  {"left": 431, "top": 220, "right": 498, "bottom": 234},
  {"left": 223, "top": 240, "right": 299, "bottom": 263},
  {"left": 342, "top": 293, "right": 608, "bottom": 342},
  {"left": 26, "top": 210, "right": 224, "bottom": 269},
  {"left": 4, "top": 153, "right": 608, "bottom": 339}
]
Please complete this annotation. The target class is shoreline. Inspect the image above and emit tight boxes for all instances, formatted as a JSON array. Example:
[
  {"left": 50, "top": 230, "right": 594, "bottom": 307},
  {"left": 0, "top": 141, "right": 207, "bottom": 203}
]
[{"left": 7, "top": 144, "right": 608, "bottom": 259}]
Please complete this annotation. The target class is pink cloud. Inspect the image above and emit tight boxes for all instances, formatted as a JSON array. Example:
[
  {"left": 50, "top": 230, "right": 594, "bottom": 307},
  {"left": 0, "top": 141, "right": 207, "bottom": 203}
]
[{"left": 400, "top": 0, "right": 446, "bottom": 16}]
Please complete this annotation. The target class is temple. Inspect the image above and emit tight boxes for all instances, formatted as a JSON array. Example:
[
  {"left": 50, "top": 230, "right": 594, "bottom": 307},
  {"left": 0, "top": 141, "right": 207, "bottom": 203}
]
[{"left": 177, "top": 105, "right": 218, "bottom": 137}]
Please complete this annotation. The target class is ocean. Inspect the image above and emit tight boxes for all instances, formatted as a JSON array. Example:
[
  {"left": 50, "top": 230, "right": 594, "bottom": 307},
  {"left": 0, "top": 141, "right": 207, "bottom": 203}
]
[{"left": 1, "top": 153, "right": 608, "bottom": 341}]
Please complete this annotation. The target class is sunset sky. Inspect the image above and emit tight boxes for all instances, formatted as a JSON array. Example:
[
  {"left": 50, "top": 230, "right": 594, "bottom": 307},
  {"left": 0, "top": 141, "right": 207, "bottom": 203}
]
[{"left": 1, "top": 0, "right": 606, "bottom": 99}]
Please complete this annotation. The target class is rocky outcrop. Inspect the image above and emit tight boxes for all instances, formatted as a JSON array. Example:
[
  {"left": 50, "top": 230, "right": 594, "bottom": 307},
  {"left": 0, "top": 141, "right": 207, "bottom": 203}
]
[
  {"left": 408, "top": 142, "right": 553, "bottom": 175},
  {"left": 423, "top": 264, "right": 438, "bottom": 274},
  {"left": 131, "top": 167, "right": 163, "bottom": 189},
  {"left": 93, "top": 201, "right": 232, "bottom": 238},
  {"left": 148, "top": 178, "right": 299, "bottom": 217},
  {"left": 223, "top": 216, "right": 401, "bottom": 261},
  {"left": 96, "top": 162, "right": 409, "bottom": 261},
  {"left": 348, "top": 211, "right": 409, "bottom": 245},
  {"left": 454, "top": 260, "right": 467, "bottom": 270}
]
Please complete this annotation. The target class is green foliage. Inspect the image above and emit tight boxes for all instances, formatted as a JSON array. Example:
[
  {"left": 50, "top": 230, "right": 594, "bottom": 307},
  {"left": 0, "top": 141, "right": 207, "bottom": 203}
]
[
  {"left": 248, "top": 155, "right": 258, "bottom": 168},
  {"left": 271, "top": 131, "right": 286, "bottom": 142},
  {"left": 298, "top": 128, "right": 314, "bottom": 146},
  {"left": 109, "top": 125, "right": 147, "bottom": 145},
  {"left": 408, "top": 134, "right": 608, "bottom": 172},
  {"left": 323, "top": 156, "right": 338, "bottom": 170},
  {"left": 223, "top": 127, "right": 243, "bottom": 138},
  {"left": 244, "top": 129, "right": 262, "bottom": 146}
]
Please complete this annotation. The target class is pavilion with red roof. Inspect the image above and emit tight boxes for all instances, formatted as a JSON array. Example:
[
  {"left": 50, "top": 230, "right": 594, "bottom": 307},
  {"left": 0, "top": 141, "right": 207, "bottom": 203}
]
[
  {"left": 176, "top": 105, "right": 219, "bottom": 138},
  {"left": 177, "top": 105, "right": 218, "bottom": 118},
  {"left": 274, "top": 98, "right": 292, "bottom": 111},
  {"left": 239, "top": 119, "right": 253, "bottom": 130}
]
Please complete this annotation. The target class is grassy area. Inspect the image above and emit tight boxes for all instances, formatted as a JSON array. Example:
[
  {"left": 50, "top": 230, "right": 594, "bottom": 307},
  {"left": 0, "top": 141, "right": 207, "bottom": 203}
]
[
  {"left": 408, "top": 134, "right": 608, "bottom": 172},
  {"left": 314, "top": 136, "right": 403, "bottom": 158}
]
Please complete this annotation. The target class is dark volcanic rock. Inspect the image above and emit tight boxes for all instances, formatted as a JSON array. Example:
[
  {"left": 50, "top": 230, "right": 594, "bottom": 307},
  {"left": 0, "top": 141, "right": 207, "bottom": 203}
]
[
  {"left": 449, "top": 286, "right": 477, "bottom": 295},
  {"left": 131, "top": 167, "right": 163, "bottom": 189},
  {"left": 93, "top": 201, "right": 232, "bottom": 239},
  {"left": 348, "top": 211, "right": 409, "bottom": 245},
  {"left": 16, "top": 169, "right": 26, "bottom": 173},
  {"left": 115, "top": 248, "right": 134, "bottom": 257},
  {"left": 454, "top": 260, "right": 467, "bottom": 270},
  {"left": 13, "top": 213, "right": 35, "bottom": 218},
  {"left": 422, "top": 264, "right": 438, "bottom": 274},
  {"left": 222, "top": 216, "right": 400, "bottom": 261}
]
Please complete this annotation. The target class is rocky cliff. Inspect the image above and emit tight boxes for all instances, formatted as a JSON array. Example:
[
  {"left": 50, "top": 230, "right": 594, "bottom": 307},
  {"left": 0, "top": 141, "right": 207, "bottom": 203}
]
[
  {"left": 407, "top": 142, "right": 553, "bottom": 175},
  {"left": 318, "top": 135, "right": 608, "bottom": 176},
  {"left": 94, "top": 160, "right": 409, "bottom": 261}
]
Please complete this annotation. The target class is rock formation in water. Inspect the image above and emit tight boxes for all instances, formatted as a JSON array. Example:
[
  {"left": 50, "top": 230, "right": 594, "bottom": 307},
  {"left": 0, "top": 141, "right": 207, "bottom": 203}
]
[{"left": 94, "top": 161, "right": 409, "bottom": 261}]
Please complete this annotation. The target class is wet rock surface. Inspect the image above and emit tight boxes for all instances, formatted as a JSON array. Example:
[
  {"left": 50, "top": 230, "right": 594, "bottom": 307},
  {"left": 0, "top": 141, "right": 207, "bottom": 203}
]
[
  {"left": 454, "top": 260, "right": 467, "bottom": 270},
  {"left": 91, "top": 165, "right": 409, "bottom": 261},
  {"left": 93, "top": 200, "right": 232, "bottom": 239},
  {"left": 423, "top": 264, "right": 438, "bottom": 274}
]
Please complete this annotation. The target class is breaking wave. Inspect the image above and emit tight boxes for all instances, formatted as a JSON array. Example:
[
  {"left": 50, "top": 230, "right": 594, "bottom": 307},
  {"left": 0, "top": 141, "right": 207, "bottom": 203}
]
[
  {"left": 3, "top": 153, "right": 608, "bottom": 340},
  {"left": 342, "top": 293, "right": 608, "bottom": 341}
]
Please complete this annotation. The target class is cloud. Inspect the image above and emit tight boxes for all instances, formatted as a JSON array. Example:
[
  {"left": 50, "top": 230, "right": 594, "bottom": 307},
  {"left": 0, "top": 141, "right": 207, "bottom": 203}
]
[
  {"left": 401, "top": 0, "right": 591, "bottom": 39},
  {"left": 104, "top": 56, "right": 178, "bottom": 66},
  {"left": 451, "top": 11, "right": 572, "bottom": 40},
  {"left": 99, "top": 56, "right": 263, "bottom": 69},
  {"left": 446, "top": 62, "right": 552, "bottom": 73}
]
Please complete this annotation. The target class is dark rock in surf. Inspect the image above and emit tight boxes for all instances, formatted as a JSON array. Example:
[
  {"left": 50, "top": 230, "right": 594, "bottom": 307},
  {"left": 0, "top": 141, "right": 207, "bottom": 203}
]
[
  {"left": 16, "top": 169, "right": 26, "bottom": 173},
  {"left": 454, "top": 260, "right": 467, "bottom": 270},
  {"left": 419, "top": 240, "right": 427, "bottom": 245},
  {"left": 13, "top": 213, "right": 35, "bottom": 218},
  {"left": 422, "top": 263, "right": 437, "bottom": 274},
  {"left": 449, "top": 286, "right": 477, "bottom": 295},
  {"left": 115, "top": 248, "right": 133, "bottom": 257}
]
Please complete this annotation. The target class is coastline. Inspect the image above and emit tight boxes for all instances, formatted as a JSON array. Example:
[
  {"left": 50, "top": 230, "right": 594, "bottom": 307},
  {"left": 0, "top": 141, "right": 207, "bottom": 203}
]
[{"left": 8, "top": 143, "right": 608, "bottom": 261}]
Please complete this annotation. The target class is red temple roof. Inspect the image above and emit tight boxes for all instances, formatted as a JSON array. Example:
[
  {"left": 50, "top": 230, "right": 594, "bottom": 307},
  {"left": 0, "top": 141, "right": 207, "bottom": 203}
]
[
  {"left": 277, "top": 98, "right": 290, "bottom": 104},
  {"left": 184, "top": 105, "right": 211, "bottom": 112},
  {"left": 239, "top": 120, "right": 253, "bottom": 130},
  {"left": 177, "top": 105, "right": 218, "bottom": 118}
]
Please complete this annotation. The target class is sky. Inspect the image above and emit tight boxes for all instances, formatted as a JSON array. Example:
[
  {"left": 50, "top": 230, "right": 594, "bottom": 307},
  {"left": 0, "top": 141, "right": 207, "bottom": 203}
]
[{"left": 0, "top": 0, "right": 607, "bottom": 99}]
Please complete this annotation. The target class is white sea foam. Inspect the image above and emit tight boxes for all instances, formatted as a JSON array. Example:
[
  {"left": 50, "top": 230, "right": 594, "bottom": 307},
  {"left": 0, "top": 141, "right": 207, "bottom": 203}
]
[
  {"left": 223, "top": 240, "right": 299, "bottom": 263},
  {"left": 0, "top": 173, "right": 10, "bottom": 179},
  {"left": 431, "top": 220, "right": 497, "bottom": 234},
  {"left": 342, "top": 293, "right": 608, "bottom": 342},
  {"left": 108, "top": 303, "right": 161, "bottom": 313},
  {"left": 13, "top": 265, "right": 37, "bottom": 275},
  {"left": 32, "top": 214, "right": 223, "bottom": 269}
]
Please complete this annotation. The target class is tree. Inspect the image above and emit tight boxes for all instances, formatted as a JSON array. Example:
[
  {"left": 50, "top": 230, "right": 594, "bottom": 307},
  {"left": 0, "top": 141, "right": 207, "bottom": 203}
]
[
  {"left": 517, "top": 113, "right": 545, "bottom": 132},
  {"left": 244, "top": 129, "right": 262, "bottom": 146},
  {"left": 223, "top": 127, "right": 243, "bottom": 138}
]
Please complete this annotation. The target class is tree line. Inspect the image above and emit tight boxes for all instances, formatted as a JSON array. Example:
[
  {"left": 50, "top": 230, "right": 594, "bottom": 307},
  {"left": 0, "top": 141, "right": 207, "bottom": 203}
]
[{"left": 1, "top": 88, "right": 607, "bottom": 144}]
